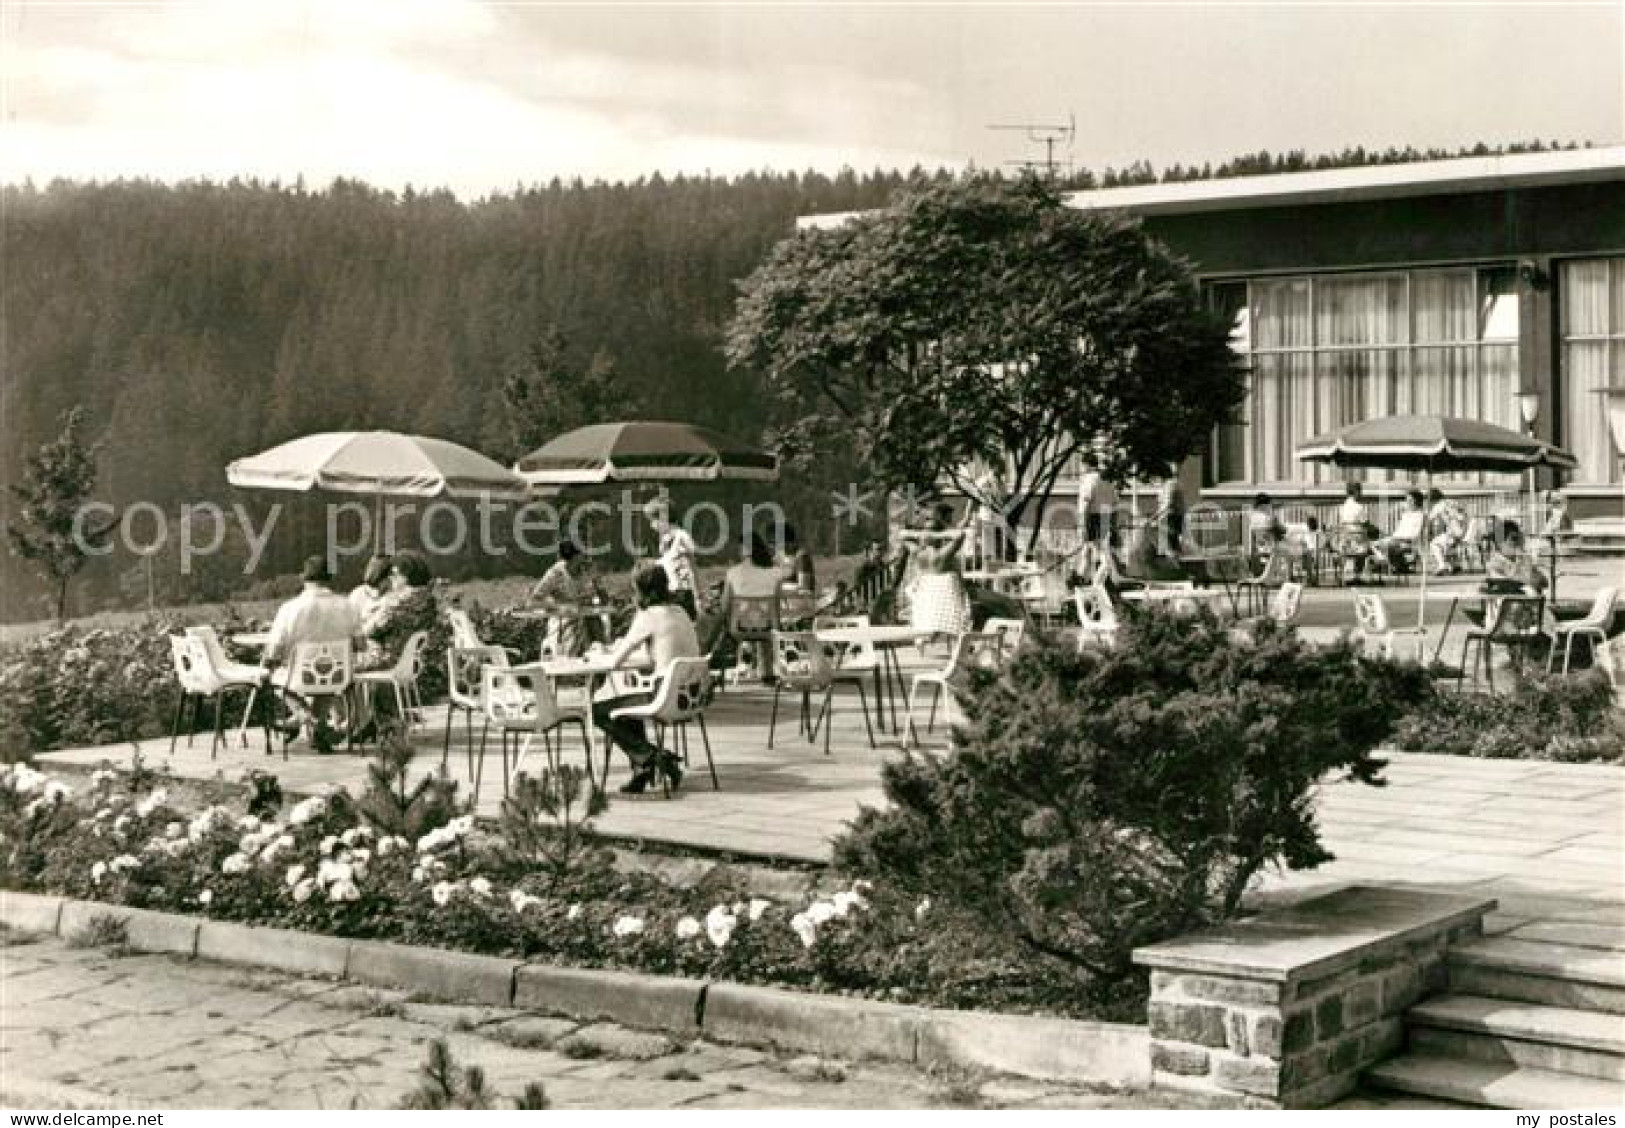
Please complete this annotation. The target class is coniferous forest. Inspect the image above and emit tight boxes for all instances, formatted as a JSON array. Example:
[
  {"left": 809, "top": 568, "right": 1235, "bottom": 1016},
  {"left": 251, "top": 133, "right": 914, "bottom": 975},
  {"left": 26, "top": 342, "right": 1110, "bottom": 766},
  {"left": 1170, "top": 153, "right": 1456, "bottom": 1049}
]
[{"left": 0, "top": 171, "right": 922, "bottom": 619}]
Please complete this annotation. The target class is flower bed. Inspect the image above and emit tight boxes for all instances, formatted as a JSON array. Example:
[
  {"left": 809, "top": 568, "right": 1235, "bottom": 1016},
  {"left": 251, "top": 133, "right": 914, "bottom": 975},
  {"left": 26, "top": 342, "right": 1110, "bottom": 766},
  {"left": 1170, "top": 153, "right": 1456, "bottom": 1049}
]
[
  {"left": 1391, "top": 668, "right": 1623, "bottom": 763},
  {"left": 0, "top": 759, "right": 1116, "bottom": 1020}
]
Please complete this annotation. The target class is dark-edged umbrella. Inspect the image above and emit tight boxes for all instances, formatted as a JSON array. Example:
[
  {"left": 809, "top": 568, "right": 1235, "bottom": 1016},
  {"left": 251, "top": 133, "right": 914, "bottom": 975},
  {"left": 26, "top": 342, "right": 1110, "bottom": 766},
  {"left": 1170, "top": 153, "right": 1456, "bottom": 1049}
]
[
  {"left": 514, "top": 421, "right": 778, "bottom": 487},
  {"left": 1296, "top": 415, "right": 1579, "bottom": 629}
]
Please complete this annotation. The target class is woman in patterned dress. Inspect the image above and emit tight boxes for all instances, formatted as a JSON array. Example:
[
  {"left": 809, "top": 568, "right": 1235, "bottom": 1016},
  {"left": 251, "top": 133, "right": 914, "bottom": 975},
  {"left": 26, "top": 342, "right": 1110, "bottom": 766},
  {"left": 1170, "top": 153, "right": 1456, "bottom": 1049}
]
[{"left": 906, "top": 504, "right": 973, "bottom": 637}]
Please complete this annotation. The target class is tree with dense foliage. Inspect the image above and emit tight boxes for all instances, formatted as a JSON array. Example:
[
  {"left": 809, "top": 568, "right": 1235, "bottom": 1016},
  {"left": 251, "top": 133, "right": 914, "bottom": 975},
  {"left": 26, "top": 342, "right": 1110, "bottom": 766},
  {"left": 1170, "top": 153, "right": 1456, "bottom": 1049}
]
[
  {"left": 834, "top": 611, "right": 1433, "bottom": 986},
  {"left": 6, "top": 407, "right": 110, "bottom": 620},
  {"left": 498, "top": 327, "right": 641, "bottom": 462},
  {"left": 726, "top": 176, "right": 1243, "bottom": 547}
]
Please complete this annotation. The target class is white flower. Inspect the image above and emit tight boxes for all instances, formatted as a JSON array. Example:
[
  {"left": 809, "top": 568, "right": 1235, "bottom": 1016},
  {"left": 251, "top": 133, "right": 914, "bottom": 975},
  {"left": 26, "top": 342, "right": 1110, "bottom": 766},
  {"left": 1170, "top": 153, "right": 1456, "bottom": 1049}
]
[
  {"left": 319, "top": 835, "right": 338, "bottom": 856},
  {"left": 807, "top": 900, "right": 837, "bottom": 925},
  {"left": 134, "top": 788, "right": 168, "bottom": 818},
  {"left": 341, "top": 827, "right": 372, "bottom": 847},
  {"left": 92, "top": 808, "right": 111, "bottom": 822},
  {"left": 90, "top": 861, "right": 107, "bottom": 884},
  {"left": 91, "top": 768, "right": 117, "bottom": 787},
  {"left": 790, "top": 912, "right": 817, "bottom": 949},
  {"left": 853, "top": 879, "right": 873, "bottom": 894},
  {"left": 612, "top": 915, "right": 645, "bottom": 938},
  {"left": 41, "top": 780, "right": 70, "bottom": 804},
  {"left": 705, "top": 906, "right": 737, "bottom": 949},
  {"left": 110, "top": 854, "right": 140, "bottom": 873},
  {"left": 431, "top": 881, "right": 456, "bottom": 907},
  {"left": 915, "top": 897, "right": 932, "bottom": 920},
  {"left": 164, "top": 821, "right": 184, "bottom": 840},
  {"left": 284, "top": 864, "right": 306, "bottom": 888},
  {"left": 468, "top": 876, "right": 493, "bottom": 898},
  {"left": 220, "top": 852, "right": 250, "bottom": 875},
  {"left": 316, "top": 859, "right": 353, "bottom": 888},
  {"left": 113, "top": 814, "right": 131, "bottom": 834},
  {"left": 376, "top": 835, "right": 408, "bottom": 858},
  {"left": 747, "top": 898, "right": 772, "bottom": 922},
  {"left": 566, "top": 904, "right": 582, "bottom": 921},
  {"left": 675, "top": 916, "right": 701, "bottom": 940},
  {"left": 237, "top": 815, "right": 262, "bottom": 831},
  {"left": 287, "top": 795, "right": 326, "bottom": 826},
  {"left": 292, "top": 878, "right": 315, "bottom": 904},
  {"left": 327, "top": 879, "right": 361, "bottom": 903},
  {"left": 348, "top": 848, "right": 371, "bottom": 867},
  {"left": 187, "top": 808, "right": 227, "bottom": 841},
  {"left": 509, "top": 890, "right": 541, "bottom": 914},
  {"left": 831, "top": 891, "right": 863, "bottom": 917},
  {"left": 198, "top": 889, "right": 214, "bottom": 906},
  {"left": 8, "top": 765, "right": 47, "bottom": 794}
]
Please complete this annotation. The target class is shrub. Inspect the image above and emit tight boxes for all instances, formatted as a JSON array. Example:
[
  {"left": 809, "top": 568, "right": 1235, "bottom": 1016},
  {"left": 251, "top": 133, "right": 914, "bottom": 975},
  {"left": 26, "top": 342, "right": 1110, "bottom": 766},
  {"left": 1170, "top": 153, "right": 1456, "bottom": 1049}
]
[
  {"left": 1392, "top": 668, "right": 1623, "bottom": 763},
  {"left": 835, "top": 610, "right": 1432, "bottom": 989}
]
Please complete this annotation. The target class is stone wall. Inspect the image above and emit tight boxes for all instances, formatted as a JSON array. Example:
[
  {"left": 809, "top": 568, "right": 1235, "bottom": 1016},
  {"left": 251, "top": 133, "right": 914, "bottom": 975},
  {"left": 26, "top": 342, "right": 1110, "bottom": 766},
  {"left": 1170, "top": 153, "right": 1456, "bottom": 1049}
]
[{"left": 1134, "top": 886, "right": 1495, "bottom": 1109}]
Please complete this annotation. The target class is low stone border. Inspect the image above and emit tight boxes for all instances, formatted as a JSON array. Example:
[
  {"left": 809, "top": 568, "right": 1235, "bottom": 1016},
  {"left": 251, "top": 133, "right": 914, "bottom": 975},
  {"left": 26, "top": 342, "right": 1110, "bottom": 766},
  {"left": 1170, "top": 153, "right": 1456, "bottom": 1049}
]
[{"left": 0, "top": 890, "right": 1148, "bottom": 1087}]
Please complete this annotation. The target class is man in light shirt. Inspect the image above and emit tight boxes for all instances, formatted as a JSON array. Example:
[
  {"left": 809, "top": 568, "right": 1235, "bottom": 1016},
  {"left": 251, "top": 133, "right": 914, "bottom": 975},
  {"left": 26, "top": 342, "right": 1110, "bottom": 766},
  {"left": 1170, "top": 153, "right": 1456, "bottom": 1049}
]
[
  {"left": 644, "top": 499, "right": 700, "bottom": 619},
  {"left": 265, "top": 555, "right": 360, "bottom": 751}
]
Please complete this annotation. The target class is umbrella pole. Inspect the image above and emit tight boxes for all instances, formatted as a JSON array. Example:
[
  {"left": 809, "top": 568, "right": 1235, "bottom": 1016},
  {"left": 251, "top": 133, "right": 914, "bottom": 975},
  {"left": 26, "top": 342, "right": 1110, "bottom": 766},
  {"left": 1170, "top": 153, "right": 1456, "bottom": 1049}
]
[{"left": 1417, "top": 468, "right": 1431, "bottom": 635}]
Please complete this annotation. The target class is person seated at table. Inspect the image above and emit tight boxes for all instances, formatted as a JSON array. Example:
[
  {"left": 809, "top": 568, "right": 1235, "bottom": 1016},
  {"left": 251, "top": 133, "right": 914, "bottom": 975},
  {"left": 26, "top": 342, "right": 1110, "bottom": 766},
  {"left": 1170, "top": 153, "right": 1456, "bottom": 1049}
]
[
  {"left": 352, "top": 551, "right": 438, "bottom": 734},
  {"left": 779, "top": 522, "right": 817, "bottom": 594},
  {"left": 1530, "top": 490, "right": 1573, "bottom": 564},
  {"left": 705, "top": 534, "right": 786, "bottom": 680},
  {"left": 1486, "top": 521, "right": 1549, "bottom": 594},
  {"left": 1248, "top": 493, "right": 1285, "bottom": 560},
  {"left": 264, "top": 555, "right": 361, "bottom": 752},
  {"left": 1335, "top": 483, "right": 1376, "bottom": 584},
  {"left": 592, "top": 566, "right": 698, "bottom": 795},
  {"left": 348, "top": 555, "right": 392, "bottom": 620},
  {"left": 529, "top": 539, "right": 603, "bottom": 657},
  {"left": 1426, "top": 488, "right": 1469, "bottom": 575},
  {"left": 1373, "top": 490, "right": 1427, "bottom": 574},
  {"left": 1283, "top": 516, "right": 1323, "bottom": 584}
]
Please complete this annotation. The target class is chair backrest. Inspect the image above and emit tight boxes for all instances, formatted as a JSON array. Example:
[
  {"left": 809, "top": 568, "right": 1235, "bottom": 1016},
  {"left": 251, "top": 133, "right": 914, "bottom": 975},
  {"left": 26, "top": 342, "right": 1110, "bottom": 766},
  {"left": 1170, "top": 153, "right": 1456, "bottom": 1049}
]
[
  {"left": 170, "top": 634, "right": 219, "bottom": 695},
  {"left": 730, "top": 595, "right": 780, "bottom": 636},
  {"left": 445, "top": 608, "right": 483, "bottom": 650},
  {"left": 773, "top": 630, "right": 833, "bottom": 688},
  {"left": 643, "top": 657, "right": 712, "bottom": 722},
  {"left": 813, "top": 614, "right": 878, "bottom": 668},
  {"left": 1254, "top": 551, "right": 1293, "bottom": 585},
  {"left": 1581, "top": 586, "right": 1619, "bottom": 630},
  {"left": 185, "top": 624, "right": 234, "bottom": 673},
  {"left": 1352, "top": 591, "right": 1390, "bottom": 635},
  {"left": 482, "top": 666, "right": 567, "bottom": 729},
  {"left": 779, "top": 590, "right": 818, "bottom": 627},
  {"left": 286, "top": 640, "right": 353, "bottom": 696},
  {"left": 1269, "top": 582, "right": 1304, "bottom": 623},
  {"left": 945, "top": 631, "right": 1005, "bottom": 678},
  {"left": 447, "top": 645, "right": 508, "bottom": 709},
  {"left": 1073, "top": 584, "right": 1119, "bottom": 634},
  {"left": 1485, "top": 594, "right": 1545, "bottom": 638},
  {"left": 394, "top": 630, "right": 431, "bottom": 681},
  {"left": 983, "top": 617, "right": 1026, "bottom": 656}
]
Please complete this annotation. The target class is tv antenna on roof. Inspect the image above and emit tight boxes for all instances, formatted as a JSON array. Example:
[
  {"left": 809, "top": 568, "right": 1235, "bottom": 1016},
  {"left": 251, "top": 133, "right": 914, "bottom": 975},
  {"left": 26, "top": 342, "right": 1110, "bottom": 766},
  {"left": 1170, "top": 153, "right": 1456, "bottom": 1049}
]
[{"left": 988, "top": 113, "right": 1076, "bottom": 178}]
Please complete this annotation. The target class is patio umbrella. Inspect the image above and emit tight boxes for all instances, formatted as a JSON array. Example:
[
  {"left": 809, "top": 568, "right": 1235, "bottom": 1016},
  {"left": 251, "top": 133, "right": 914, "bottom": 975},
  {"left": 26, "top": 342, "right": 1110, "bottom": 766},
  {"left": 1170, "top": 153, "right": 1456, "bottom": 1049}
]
[
  {"left": 514, "top": 421, "right": 779, "bottom": 487},
  {"left": 227, "top": 431, "right": 530, "bottom": 545},
  {"left": 1296, "top": 414, "right": 1579, "bottom": 630}
]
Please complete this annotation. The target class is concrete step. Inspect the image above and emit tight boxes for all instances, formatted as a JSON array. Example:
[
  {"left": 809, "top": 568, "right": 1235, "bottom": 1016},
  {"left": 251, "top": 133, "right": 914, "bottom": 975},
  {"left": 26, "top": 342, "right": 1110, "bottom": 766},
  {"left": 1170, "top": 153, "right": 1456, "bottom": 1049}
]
[
  {"left": 1366, "top": 1053, "right": 1625, "bottom": 1110},
  {"left": 1408, "top": 995, "right": 1625, "bottom": 1081},
  {"left": 1449, "top": 938, "right": 1625, "bottom": 1014},
  {"left": 1508, "top": 921, "right": 1625, "bottom": 954}
]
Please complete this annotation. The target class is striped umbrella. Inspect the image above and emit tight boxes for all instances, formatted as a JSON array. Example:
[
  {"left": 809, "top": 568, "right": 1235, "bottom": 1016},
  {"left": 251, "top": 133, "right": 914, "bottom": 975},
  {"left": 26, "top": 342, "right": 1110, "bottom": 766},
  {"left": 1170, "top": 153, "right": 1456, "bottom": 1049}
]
[
  {"left": 514, "top": 421, "right": 779, "bottom": 486},
  {"left": 228, "top": 431, "right": 529, "bottom": 499}
]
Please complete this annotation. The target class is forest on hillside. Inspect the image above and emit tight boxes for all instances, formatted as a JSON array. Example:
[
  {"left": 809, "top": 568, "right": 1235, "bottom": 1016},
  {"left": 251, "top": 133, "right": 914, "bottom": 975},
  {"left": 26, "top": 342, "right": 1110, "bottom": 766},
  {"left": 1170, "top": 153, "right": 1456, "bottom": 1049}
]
[{"left": 0, "top": 169, "right": 924, "bottom": 620}]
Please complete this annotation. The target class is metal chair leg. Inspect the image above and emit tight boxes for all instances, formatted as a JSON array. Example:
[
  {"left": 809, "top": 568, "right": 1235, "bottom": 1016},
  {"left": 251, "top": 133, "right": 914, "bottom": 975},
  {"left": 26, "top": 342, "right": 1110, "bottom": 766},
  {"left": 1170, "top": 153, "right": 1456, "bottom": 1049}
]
[
  {"left": 169, "top": 692, "right": 189, "bottom": 756},
  {"left": 696, "top": 713, "right": 719, "bottom": 790},
  {"left": 854, "top": 681, "right": 876, "bottom": 749},
  {"left": 767, "top": 683, "right": 782, "bottom": 749}
]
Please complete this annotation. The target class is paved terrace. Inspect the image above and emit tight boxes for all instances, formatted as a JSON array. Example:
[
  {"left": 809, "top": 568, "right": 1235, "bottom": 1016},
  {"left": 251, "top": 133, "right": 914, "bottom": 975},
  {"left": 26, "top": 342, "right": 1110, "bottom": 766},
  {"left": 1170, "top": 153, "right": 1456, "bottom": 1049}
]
[{"left": 38, "top": 565, "right": 1623, "bottom": 931}]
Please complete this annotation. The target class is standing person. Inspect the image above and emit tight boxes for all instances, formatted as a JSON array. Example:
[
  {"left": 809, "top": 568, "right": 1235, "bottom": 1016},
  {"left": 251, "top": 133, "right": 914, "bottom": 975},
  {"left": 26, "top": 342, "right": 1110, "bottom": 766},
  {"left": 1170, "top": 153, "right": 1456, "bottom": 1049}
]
[
  {"left": 592, "top": 566, "right": 699, "bottom": 795},
  {"left": 906, "top": 503, "right": 973, "bottom": 637},
  {"left": 1248, "top": 493, "right": 1285, "bottom": 559},
  {"left": 264, "top": 555, "right": 361, "bottom": 752},
  {"left": 1426, "top": 488, "right": 1468, "bottom": 575},
  {"left": 1076, "top": 462, "right": 1119, "bottom": 550},
  {"left": 1336, "top": 482, "right": 1373, "bottom": 584},
  {"left": 644, "top": 498, "right": 700, "bottom": 619},
  {"left": 348, "top": 556, "right": 392, "bottom": 621},
  {"left": 1154, "top": 477, "right": 1187, "bottom": 557},
  {"left": 529, "top": 539, "right": 603, "bottom": 657}
]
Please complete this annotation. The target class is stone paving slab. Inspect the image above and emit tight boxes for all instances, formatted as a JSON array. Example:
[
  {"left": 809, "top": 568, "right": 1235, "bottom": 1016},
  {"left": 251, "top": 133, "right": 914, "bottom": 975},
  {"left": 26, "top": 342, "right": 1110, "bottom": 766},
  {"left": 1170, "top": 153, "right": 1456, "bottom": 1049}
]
[{"left": 0, "top": 932, "right": 1191, "bottom": 1109}]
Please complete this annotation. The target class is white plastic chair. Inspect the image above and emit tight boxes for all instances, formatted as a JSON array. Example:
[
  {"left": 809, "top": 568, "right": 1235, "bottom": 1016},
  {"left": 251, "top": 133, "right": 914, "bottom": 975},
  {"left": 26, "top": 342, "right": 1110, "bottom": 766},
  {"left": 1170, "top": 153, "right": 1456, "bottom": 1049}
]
[
  {"left": 982, "top": 617, "right": 1026, "bottom": 658},
  {"left": 1352, "top": 591, "right": 1426, "bottom": 661},
  {"left": 768, "top": 630, "right": 867, "bottom": 755},
  {"left": 480, "top": 665, "right": 593, "bottom": 803},
  {"left": 356, "top": 629, "right": 430, "bottom": 734},
  {"left": 184, "top": 625, "right": 269, "bottom": 751},
  {"left": 813, "top": 615, "right": 880, "bottom": 748},
  {"left": 269, "top": 639, "right": 355, "bottom": 748},
  {"left": 1547, "top": 587, "right": 1618, "bottom": 678},
  {"left": 1073, "top": 584, "right": 1120, "bottom": 650},
  {"left": 609, "top": 657, "right": 718, "bottom": 791},
  {"left": 905, "top": 631, "right": 1003, "bottom": 748},
  {"left": 444, "top": 645, "right": 508, "bottom": 773},
  {"left": 169, "top": 634, "right": 264, "bottom": 759}
]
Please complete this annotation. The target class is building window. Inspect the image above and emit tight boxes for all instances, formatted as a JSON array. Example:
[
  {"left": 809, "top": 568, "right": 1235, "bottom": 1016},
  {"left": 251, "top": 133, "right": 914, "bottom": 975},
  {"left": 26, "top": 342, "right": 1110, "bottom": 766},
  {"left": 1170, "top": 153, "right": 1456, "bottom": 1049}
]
[
  {"left": 1560, "top": 258, "right": 1625, "bottom": 484},
  {"left": 1209, "top": 267, "right": 1520, "bottom": 487}
]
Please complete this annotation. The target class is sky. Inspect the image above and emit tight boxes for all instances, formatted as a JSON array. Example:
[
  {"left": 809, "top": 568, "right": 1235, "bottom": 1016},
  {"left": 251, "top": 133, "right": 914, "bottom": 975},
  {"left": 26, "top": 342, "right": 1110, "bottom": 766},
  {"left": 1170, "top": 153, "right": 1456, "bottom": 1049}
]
[{"left": 2, "top": 1, "right": 1621, "bottom": 198}]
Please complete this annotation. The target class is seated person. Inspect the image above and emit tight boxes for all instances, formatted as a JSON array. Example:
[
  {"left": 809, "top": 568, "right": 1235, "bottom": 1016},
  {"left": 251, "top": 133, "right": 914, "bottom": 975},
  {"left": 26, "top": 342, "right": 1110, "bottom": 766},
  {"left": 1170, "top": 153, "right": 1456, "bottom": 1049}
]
[
  {"left": 706, "top": 534, "right": 787, "bottom": 678},
  {"left": 1486, "top": 521, "right": 1549, "bottom": 594},
  {"left": 1283, "top": 517, "right": 1322, "bottom": 583},
  {"left": 592, "top": 566, "right": 700, "bottom": 795},
  {"left": 1426, "top": 488, "right": 1469, "bottom": 575},
  {"left": 354, "top": 552, "right": 438, "bottom": 732},
  {"left": 1373, "top": 490, "right": 1428, "bottom": 573},
  {"left": 1530, "top": 490, "right": 1573, "bottom": 563},
  {"left": 265, "top": 555, "right": 361, "bottom": 751},
  {"left": 348, "top": 555, "right": 393, "bottom": 621},
  {"left": 780, "top": 523, "right": 817, "bottom": 594},
  {"left": 1335, "top": 483, "right": 1375, "bottom": 583},
  {"left": 1248, "top": 493, "right": 1285, "bottom": 561},
  {"left": 529, "top": 539, "right": 603, "bottom": 657}
]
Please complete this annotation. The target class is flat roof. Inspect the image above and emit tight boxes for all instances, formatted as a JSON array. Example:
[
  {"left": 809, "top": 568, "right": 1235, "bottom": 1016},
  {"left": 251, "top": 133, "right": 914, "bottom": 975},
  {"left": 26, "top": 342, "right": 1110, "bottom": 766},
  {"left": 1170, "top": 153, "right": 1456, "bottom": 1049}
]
[{"left": 797, "top": 146, "right": 1625, "bottom": 229}]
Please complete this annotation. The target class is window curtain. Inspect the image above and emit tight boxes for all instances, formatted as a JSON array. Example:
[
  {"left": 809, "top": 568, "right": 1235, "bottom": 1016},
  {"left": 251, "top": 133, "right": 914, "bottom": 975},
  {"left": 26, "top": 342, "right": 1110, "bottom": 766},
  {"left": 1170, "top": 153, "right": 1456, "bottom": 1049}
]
[{"left": 1560, "top": 260, "right": 1621, "bottom": 484}]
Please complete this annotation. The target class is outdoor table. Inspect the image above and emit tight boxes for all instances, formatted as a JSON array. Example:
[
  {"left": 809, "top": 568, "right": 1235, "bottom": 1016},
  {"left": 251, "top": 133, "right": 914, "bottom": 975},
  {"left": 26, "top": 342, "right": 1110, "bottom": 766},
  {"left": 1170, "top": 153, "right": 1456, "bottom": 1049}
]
[
  {"left": 511, "top": 651, "right": 653, "bottom": 784},
  {"left": 231, "top": 631, "right": 271, "bottom": 650},
  {"left": 1178, "top": 553, "right": 1246, "bottom": 615},
  {"left": 814, "top": 624, "right": 936, "bottom": 735},
  {"left": 962, "top": 565, "right": 1040, "bottom": 593},
  {"left": 1120, "top": 586, "right": 1229, "bottom": 615},
  {"left": 511, "top": 603, "right": 615, "bottom": 656}
]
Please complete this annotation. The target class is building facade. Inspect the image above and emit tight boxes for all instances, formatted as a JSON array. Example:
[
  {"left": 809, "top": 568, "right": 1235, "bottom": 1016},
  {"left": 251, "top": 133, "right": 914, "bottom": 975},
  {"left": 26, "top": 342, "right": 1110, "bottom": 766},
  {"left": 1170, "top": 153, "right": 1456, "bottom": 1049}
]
[{"left": 1064, "top": 148, "right": 1625, "bottom": 521}]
